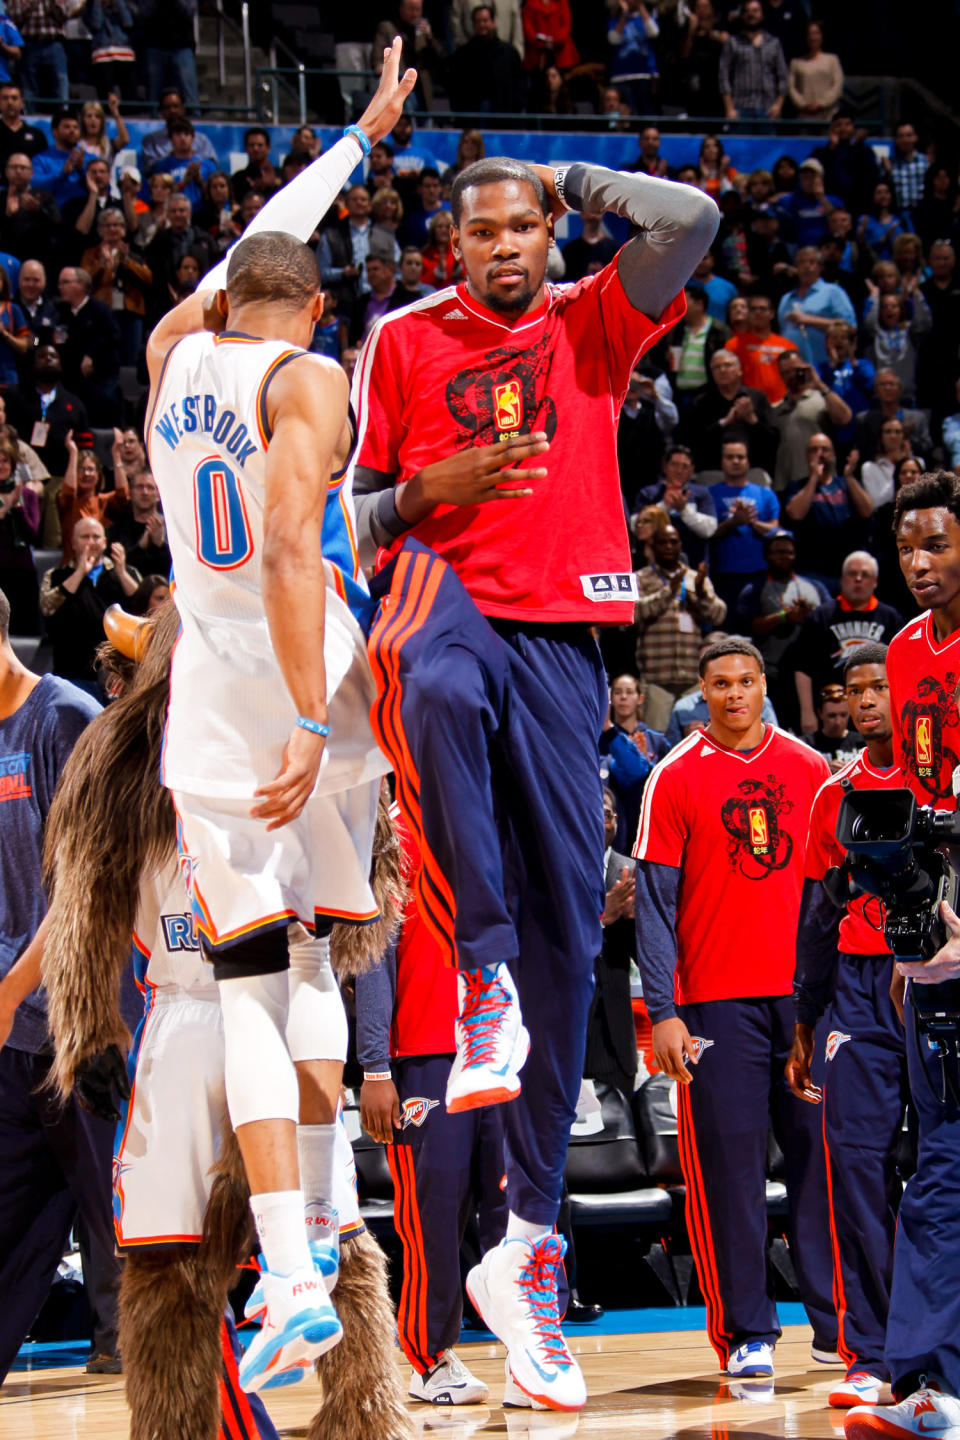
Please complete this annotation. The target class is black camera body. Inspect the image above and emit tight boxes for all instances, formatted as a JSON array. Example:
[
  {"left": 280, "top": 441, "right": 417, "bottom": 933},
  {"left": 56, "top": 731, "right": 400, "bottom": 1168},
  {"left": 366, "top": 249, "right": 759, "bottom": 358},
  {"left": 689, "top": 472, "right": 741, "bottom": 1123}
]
[
  {"left": 0, "top": 476, "right": 16, "bottom": 495},
  {"left": 827, "top": 787, "right": 960, "bottom": 1046}
]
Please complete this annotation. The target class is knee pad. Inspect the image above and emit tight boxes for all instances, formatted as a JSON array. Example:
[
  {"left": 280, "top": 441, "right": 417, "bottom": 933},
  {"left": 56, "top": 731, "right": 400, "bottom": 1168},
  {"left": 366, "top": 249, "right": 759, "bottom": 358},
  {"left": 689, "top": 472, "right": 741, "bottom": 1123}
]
[
  {"left": 286, "top": 925, "right": 348, "bottom": 1064},
  {"left": 217, "top": 970, "right": 299, "bottom": 1127}
]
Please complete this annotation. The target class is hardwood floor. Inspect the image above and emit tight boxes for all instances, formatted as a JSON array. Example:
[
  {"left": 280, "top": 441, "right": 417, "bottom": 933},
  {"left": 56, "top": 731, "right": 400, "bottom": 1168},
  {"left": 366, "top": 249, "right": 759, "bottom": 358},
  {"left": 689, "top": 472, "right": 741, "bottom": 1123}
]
[{"left": 0, "top": 1324, "right": 852, "bottom": 1439}]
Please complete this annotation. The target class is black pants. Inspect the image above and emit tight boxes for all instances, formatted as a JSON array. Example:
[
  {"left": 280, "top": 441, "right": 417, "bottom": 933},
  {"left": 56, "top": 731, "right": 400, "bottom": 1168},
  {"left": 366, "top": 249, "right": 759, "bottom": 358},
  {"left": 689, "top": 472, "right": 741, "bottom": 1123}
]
[{"left": 0, "top": 1046, "right": 120, "bottom": 1380}]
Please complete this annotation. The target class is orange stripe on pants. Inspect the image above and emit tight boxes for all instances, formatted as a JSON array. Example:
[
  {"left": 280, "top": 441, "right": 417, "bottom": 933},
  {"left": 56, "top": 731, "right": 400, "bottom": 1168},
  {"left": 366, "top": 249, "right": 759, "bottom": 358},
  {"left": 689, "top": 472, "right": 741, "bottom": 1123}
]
[{"left": 678, "top": 1083, "right": 733, "bottom": 1366}]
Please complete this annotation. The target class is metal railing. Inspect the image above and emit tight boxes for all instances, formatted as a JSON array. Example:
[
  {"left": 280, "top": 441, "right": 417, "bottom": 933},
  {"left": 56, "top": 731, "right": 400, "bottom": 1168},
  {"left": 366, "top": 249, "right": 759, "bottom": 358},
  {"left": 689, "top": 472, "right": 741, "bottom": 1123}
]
[
  {"left": 254, "top": 65, "right": 888, "bottom": 133},
  {"left": 210, "top": 0, "right": 253, "bottom": 113}
]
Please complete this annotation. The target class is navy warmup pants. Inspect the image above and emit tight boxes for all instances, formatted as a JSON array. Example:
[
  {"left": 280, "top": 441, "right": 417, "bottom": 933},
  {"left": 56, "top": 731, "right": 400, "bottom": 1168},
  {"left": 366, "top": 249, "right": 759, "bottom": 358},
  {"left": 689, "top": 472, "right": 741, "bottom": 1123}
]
[
  {"left": 368, "top": 541, "right": 605, "bottom": 1226},
  {"left": 676, "top": 996, "right": 836, "bottom": 1366},
  {"left": 221, "top": 1314, "right": 279, "bottom": 1439},
  {"left": 386, "top": 1053, "right": 507, "bottom": 1373},
  {"left": 885, "top": 986, "right": 960, "bottom": 1397},
  {"left": 0, "top": 1045, "right": 120, "bottom": 1381},
  {"left": 823, "top": 954, "right": 907, "bottom": 1379}
]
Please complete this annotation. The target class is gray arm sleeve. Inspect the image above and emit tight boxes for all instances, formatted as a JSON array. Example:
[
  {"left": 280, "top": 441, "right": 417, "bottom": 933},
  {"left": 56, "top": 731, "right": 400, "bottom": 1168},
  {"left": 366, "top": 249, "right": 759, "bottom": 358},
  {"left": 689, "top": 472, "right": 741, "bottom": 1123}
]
[
  {"left": 353, "top": 467, "right": 410, "bottom": 568},
  {"left": 559, "top": 162, "right": 720, "bottom": 321}
]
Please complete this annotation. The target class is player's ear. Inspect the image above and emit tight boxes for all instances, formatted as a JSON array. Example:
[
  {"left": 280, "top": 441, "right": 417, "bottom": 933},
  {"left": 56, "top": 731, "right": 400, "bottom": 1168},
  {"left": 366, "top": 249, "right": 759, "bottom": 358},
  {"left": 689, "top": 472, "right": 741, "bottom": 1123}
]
[
  {"left": 215, "top": 288, "right": 229, "bottom": 320},
  {"left": 311, "top": 291, "right": 324, "bottom": 322},
  {"left": 451, "top": 223, "right": 462, "bottom": 261}
]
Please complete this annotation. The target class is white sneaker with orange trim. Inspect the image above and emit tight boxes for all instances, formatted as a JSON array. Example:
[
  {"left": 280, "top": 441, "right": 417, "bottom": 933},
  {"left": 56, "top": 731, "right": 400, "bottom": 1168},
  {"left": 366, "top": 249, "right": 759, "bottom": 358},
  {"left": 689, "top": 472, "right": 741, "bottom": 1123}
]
[
  {"left": 844, "top": 1379, "right": 960, "bottom": 1439},
  {"left": 466, "top": 1235, "right": 586, "bottom": 1412},
  {"left": 830, "top": 1373, "right": 892, "bottom": 1409},
  {"left": 445, "top": 963, "right": 530, "bottom": 1114}
]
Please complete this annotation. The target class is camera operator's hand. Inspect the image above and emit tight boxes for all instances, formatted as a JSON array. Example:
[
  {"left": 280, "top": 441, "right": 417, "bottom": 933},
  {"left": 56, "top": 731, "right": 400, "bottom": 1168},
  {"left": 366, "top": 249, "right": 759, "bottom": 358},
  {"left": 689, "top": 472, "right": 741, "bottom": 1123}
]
[
  {"left": 785, "top": 1022, "right": 822, "bottom": 1103},
  {"left": 651, "top": 1017, "right": 700, "bottom": 1084},
  {"left": 897, "top": 899, "right": 960, "bottom": 984},
  {"left": 890, "top": 968, "right": 906, "bottom": 1026}
]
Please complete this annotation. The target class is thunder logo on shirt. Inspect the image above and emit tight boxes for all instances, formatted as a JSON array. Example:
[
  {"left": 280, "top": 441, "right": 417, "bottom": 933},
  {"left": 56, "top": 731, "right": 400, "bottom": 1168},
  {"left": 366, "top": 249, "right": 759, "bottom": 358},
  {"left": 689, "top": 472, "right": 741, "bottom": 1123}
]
[{"left": 0, "top": 750, "right": 31, "bottom": 802}]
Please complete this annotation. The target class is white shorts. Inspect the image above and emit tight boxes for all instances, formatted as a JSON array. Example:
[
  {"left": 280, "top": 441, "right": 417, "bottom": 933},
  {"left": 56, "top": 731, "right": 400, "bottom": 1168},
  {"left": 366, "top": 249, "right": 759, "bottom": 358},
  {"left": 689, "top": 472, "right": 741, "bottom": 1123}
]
[
  {"left": 172, "top": 778, "right": 380, "bottom": 953},
  {"left": 114, "top": 990, "right": 362, "bottom": 1247}
]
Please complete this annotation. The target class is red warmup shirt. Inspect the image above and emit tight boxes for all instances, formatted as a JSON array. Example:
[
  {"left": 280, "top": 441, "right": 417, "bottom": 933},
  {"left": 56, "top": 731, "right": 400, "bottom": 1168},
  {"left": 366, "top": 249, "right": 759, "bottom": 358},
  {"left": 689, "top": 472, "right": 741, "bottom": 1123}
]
[
  {"left": 804, "top": 749, "right": 901, "bottom": 955},
  {"left": 391, "top": 809, "right": 458, "bottom": 1058},
  {"left": 887, "top": 610, "right": 960, "bottom": 812},
  {"left": 354, "top": 267, "right": 685, "bottom": 625},
  {"left": 634, "top": 724, "right": 830, "bottom": 1003}
]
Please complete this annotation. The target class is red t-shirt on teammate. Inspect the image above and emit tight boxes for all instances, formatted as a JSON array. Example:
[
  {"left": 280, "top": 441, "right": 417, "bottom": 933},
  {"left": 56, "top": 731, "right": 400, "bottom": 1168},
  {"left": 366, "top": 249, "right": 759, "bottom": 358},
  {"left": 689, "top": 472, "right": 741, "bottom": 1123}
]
[
  {"left": 634, "top": 724, "right": 830, "bottom": 1003},
  {"left": 886, "top": 610, "right": 960, "bottom": 812},
  {"left": 804, "top": 750, "right": 901, "bottom": 956},
  {"left": 353, "top": 265, "right": 685, "bottom": 625}
]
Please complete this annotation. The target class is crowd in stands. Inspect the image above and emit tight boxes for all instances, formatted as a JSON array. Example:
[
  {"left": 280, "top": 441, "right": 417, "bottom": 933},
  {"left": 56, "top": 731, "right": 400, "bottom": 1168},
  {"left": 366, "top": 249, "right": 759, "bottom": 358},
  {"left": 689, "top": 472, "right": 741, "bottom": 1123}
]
[
  {"left": 0, "top": 1, "right": 955, "bottom": 763},
  {"left": 337, "top": 0, "right": 853, "bottom": 122}
]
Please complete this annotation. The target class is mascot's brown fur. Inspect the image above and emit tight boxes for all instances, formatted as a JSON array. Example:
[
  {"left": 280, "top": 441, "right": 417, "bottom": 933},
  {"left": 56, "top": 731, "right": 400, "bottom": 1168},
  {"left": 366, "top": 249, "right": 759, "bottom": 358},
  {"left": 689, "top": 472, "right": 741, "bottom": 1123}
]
[{"left": 41, "top": 601, "right": 411, "bottom": 1440}]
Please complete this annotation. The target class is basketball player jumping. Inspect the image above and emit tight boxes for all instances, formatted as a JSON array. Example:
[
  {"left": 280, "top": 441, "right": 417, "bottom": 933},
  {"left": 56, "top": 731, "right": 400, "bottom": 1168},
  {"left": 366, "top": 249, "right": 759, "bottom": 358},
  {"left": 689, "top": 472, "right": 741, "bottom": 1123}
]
[
  {"left": 142, "top": 44, "right": 415, "bottom": 1392},
  {"left": 351, "top": 154, "right": 718, "bottom": 1408}
]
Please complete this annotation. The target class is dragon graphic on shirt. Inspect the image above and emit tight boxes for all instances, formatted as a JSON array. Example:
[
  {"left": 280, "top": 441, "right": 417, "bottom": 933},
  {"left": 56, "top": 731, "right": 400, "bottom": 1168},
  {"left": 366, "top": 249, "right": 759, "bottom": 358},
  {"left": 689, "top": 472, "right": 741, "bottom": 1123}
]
[
  {"left": 720, "top": 775, "right": 795, "bottom": 879},
  {"left": 445, "top": 333, "right": 559, "bottom": 447},
  {"left": 898, "top": 672, "right": 960, "bottom": 801}
]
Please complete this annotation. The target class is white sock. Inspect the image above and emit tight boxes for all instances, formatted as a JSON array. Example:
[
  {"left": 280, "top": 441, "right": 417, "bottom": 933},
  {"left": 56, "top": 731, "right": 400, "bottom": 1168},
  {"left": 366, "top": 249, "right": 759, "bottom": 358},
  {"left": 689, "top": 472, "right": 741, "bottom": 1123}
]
[
  {"left": 507, "top": 1212, "right": 552, "bottom": 1243},
  {"left": 251, "top": 1190, "right": 313, "bottom": 1278},
  {"left": 298, "top": 1122, "right": 337, "bottom": 1227}
]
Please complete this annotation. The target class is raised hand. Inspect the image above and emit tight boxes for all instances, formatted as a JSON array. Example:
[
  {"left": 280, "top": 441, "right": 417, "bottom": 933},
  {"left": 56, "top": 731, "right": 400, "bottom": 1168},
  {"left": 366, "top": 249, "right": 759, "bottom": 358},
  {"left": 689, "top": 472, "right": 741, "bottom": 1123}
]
[{"left": 356, "top": 37, "right": 418, "bottom": 148}]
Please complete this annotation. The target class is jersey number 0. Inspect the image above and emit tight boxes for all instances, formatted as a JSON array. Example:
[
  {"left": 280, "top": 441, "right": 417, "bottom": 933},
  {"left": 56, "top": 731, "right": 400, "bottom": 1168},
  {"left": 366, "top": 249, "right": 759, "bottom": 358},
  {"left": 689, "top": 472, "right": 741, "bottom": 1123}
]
[{"left": 193, "top": 457, "right": 254, "bottom": 570}]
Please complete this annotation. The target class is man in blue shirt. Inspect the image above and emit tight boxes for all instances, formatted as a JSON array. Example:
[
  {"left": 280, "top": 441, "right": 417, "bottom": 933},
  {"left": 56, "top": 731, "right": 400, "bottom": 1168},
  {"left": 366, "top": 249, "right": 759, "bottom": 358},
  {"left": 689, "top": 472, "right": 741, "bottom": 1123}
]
[
  {"left": 151, "top": 117, "right": 216, "bottom": 213},
  {"left": 636, "top": 444, "right": 718, "bottom": 569},
  {"left": 778, "top": 246, "right": 857, "bottom": 368},
  {"left": 707, "top": 436, "right": 780, "bottom": 613},
  {"left": 0, "top": 585, "right": 119, "bottom": 1379},
  {"left": 818, "top": 320, "right": 875, "bottom": 451},
  {"left": 691, "top": 250, "right": 737, "bottom": 322},
  {"left": 778, "top": 158, "right": 842, "bottom": 250},
  {"left": 31, "top": 108, "right": 86, "bottom": 208}
]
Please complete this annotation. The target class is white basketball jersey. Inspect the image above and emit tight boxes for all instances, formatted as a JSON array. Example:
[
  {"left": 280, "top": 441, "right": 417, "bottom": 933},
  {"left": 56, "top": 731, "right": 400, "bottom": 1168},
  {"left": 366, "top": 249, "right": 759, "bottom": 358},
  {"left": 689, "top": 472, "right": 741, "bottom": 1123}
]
[{"left": 148, "top": 330, "right": 387, "bottom": 799}]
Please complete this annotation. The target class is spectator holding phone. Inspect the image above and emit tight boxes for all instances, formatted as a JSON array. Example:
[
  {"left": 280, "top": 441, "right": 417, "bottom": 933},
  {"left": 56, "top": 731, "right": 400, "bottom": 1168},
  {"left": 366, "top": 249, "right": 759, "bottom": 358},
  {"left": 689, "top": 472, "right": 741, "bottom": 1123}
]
[{"left": 772, "top": 348, "right": 852, "bottom": 490}]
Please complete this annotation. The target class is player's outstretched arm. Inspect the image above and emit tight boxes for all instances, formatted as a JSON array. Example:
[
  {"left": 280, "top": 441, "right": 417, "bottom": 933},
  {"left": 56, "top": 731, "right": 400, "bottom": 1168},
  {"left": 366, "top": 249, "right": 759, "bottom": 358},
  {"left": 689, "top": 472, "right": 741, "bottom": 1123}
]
[
  {"left": 252, "top": 355, "right": 348, "bottom": 831},
  {"left": 528, "top": 161, "right": 720, "bottom": 322},
  {"left": 0, "top": 914, "right": 48, "bottom": 1050},
  {"left": 145, "top": 38, "right": 417, "bottom": 387}
]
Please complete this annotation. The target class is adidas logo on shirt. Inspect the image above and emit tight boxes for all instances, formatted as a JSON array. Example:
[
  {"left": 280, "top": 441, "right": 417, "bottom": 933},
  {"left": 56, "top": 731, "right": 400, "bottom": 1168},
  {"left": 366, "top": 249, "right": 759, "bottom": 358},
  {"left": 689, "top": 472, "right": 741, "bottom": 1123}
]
[
  {"left": 442, "top": 307, "right": 469, "bottom": 320},
  {"left": 700, "top": 745, "right": 715, "bottom": 757},
  {"left": 909, "top": 628, "right": 924, "bottom": 640}
]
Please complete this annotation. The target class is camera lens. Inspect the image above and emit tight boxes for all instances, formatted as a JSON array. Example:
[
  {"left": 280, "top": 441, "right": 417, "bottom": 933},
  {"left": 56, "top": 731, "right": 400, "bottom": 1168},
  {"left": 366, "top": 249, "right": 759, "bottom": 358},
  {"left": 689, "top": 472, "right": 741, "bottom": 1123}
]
[{"left": 850, "top": 814, "right": 876, "bottom": 843}]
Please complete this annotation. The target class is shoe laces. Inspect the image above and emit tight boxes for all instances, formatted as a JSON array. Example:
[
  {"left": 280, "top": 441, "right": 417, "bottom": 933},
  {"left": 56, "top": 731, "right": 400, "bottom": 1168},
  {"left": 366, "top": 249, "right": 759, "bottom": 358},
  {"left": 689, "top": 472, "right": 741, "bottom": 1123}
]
[
  {"left": 516, "top": 1235, "right": 573, "bottom": 1371},
  {"left": 441, "top": 1350, "right": 467, "bottom": 1382},
  {"left": 459, "top": 967, "right": 512, "bottom": 1068}
]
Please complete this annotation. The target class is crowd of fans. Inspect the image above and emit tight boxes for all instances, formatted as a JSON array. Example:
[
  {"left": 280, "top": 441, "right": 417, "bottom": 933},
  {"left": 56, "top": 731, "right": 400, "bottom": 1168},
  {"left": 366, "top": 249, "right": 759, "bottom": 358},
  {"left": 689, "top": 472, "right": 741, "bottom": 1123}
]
[
  {"left": 0, "top": 7, "right": 955, "bottom": 773},
  {"left": 343, "top": 0, "right": 851, "bottom": 122}
]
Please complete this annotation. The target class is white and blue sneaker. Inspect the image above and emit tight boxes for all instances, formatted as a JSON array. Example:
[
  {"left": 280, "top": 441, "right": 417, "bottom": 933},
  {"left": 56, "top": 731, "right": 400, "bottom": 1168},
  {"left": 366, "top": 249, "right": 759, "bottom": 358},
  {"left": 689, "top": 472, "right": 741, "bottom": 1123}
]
[
  {"left": 445, "top": 963, "right": 530, "bottom": 1114},
  {"left": 238, "top": 1265, "right": 342, "bottom": 1394},
  {"left": 466, "top": 1235, "right": 586, "bottom": 1412},
  {"left": 830, "top": 1372, "right": 892, "bottom": 1408},
  {"left": 244, "top": 1212, "right": 339, "bottom": 1324},
  {"left": 727, "top": 1342, "right": 775, "bottom": 1379}
]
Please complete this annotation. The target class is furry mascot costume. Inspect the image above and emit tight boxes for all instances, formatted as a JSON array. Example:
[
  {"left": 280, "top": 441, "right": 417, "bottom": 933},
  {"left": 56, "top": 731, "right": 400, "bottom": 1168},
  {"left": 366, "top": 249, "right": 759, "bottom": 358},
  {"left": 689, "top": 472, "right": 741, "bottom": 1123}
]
[{"left": 41, "top": 603, "right": 413, "bottom": 1440}]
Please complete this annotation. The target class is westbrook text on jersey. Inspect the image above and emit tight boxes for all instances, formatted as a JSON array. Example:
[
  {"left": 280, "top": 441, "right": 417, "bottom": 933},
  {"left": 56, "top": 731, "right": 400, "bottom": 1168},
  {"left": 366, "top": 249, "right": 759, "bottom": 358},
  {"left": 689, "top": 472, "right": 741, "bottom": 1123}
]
[{"left": 153, "top": 394, "right": 259, "bottom": 468}]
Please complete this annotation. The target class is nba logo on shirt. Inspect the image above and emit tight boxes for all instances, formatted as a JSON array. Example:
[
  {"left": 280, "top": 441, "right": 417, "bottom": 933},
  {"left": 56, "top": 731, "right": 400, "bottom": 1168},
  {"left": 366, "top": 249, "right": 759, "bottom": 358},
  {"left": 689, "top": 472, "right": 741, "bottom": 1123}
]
[
  {"left": 915, "top": 714, "right": 934, "bottom": 776},
  {"left": 492, "top": 378, "right": 522, "bottom": 436},
  {"left": 748, "top": 805, "right": 770, "bottom": 854}
]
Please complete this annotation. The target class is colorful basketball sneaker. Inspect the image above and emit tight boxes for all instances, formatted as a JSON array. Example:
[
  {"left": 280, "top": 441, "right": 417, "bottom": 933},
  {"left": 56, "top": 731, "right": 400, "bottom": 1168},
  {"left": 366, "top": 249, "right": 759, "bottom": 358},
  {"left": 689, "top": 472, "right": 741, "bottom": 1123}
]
[
  {"left": 845, "top": 1380, "right": 960, "bottom": 1439},
  {"left": 466, "top": 1234, "right": 586, "bottom": 1412},
  {"left": 727, "top": 1342, "right": 775, "bottom": 1379},
  {"left": 238, "top": 1265, "right": 341, "bottom": 1394},
  {"left": 244, "top": 1221, "right": 339, "bottom": 1324},
  {"left": 830, "top": 1373, "right": 892, "bottom": 1408},
  {"left": 445, "top": 962, "right": 530, "bottom": 1114}
]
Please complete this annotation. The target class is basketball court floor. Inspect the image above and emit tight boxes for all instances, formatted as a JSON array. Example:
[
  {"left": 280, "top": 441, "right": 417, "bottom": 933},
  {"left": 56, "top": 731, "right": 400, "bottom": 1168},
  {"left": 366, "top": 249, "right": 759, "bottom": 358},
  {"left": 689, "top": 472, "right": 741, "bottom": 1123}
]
[{"left": 1, "top": 1322, "right": 853, "bottom": 1438}]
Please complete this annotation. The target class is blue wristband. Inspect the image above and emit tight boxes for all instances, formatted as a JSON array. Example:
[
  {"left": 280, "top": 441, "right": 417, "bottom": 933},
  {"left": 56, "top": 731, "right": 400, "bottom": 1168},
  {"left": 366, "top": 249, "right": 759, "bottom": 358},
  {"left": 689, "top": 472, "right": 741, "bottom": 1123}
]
[
  {"left": 343, "top": 124, "right": 372, "bottom": 157},
  {"left": 296, "top": 716, "right": 330, "bottom": 737}
]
